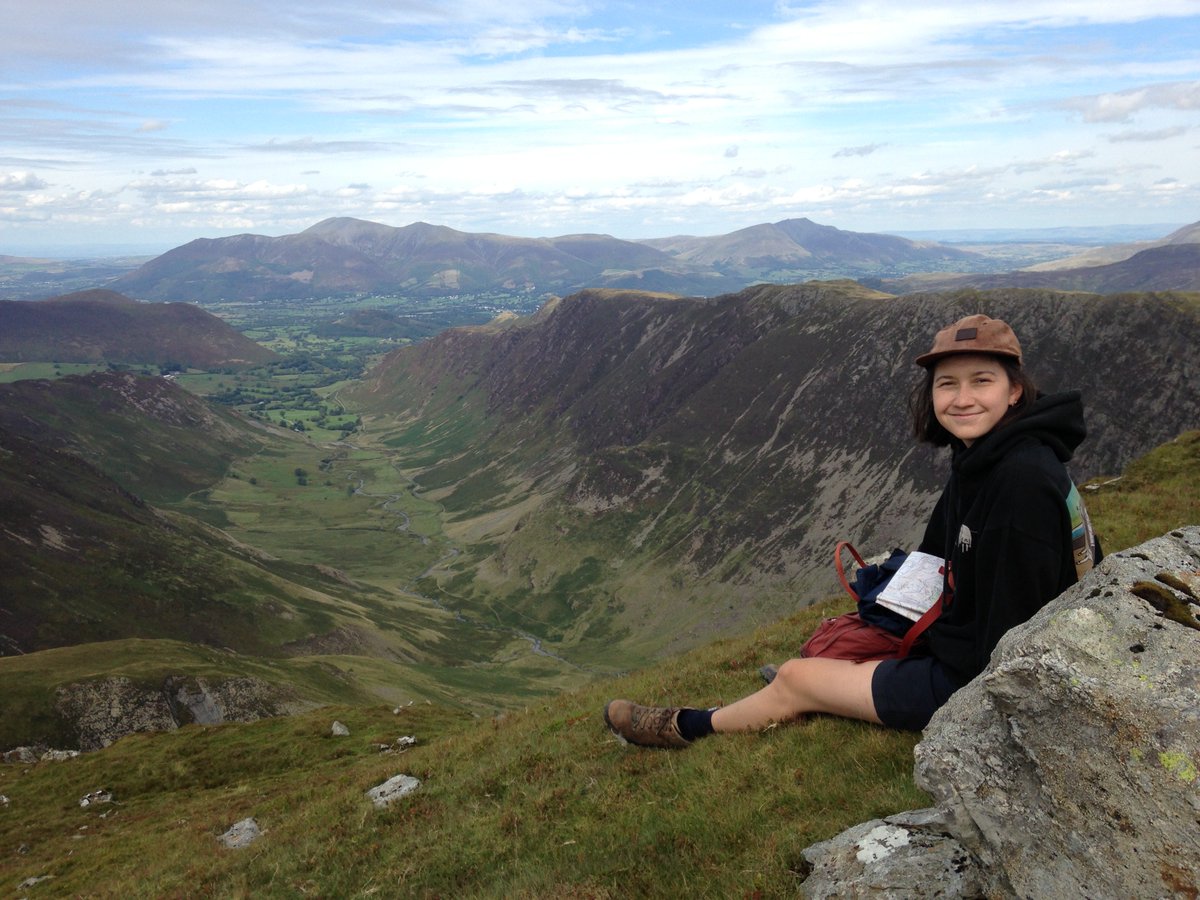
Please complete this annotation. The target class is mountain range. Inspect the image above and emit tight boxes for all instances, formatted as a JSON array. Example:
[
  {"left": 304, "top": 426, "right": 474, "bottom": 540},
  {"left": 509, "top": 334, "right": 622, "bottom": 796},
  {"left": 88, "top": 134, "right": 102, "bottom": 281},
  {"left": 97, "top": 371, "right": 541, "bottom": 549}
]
[
  {"left": 0, "top": 289, "right": 277, "bottom": 367},
  {"left": 104, "top": 215, "right": 1200, "bottom": 303},
  {"left": 109, "top": 218, "right": 740, "bottom": 302}
]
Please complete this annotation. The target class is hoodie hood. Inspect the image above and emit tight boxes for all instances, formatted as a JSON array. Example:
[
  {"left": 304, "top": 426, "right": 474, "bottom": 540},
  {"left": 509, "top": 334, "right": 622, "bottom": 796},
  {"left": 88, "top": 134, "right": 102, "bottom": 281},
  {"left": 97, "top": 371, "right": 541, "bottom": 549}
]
[{"left": 953, "top": 390, "right": 1087, "bottom": 479}]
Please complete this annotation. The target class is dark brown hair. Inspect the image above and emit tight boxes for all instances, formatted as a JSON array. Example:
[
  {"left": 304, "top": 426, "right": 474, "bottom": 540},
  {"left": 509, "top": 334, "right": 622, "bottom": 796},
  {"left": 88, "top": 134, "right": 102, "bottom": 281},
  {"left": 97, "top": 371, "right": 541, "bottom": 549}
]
[{"left": 909, "top": 355, "right": 1038, "bottom": 446}]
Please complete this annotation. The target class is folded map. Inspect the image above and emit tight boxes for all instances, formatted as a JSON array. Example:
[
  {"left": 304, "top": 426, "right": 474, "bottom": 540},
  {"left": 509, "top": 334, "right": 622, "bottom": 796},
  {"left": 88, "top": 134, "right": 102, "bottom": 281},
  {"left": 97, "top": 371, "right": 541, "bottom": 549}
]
[{"left": 875, "top": 550, "right": 945, "bottom": 621}]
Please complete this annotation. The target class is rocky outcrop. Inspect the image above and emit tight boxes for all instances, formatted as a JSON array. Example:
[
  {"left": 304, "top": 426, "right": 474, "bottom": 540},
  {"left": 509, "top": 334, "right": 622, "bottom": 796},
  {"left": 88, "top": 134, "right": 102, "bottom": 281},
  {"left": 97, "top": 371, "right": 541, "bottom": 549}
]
[
  {"left": 54, "top": 675, "right": 314, "bottom": 751},
  {"left": 800, "top": 526, "right": 1200, "bottom": 898}
]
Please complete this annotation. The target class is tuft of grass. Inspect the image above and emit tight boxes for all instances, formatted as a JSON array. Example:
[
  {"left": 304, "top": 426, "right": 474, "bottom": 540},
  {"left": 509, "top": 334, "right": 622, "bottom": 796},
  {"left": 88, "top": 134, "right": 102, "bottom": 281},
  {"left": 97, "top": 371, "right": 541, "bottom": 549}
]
[{"left": 0, "top": 598, "right": 927, "bottom": 898}]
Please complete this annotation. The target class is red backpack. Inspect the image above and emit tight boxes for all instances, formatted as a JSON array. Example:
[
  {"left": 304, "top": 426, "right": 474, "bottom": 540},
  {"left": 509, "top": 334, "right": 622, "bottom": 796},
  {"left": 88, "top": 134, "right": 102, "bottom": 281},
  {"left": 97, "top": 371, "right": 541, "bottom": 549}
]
[{"left": 799, "top": 542, "right": 948, "bottom": 662}]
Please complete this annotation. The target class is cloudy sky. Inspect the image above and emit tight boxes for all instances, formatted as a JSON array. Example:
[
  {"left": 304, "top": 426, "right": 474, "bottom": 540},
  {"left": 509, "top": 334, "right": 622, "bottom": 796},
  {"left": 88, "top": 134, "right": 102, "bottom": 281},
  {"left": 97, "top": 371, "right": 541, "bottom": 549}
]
[{"left": 2, "top": 1, "right": 1198, "bottom": 252}]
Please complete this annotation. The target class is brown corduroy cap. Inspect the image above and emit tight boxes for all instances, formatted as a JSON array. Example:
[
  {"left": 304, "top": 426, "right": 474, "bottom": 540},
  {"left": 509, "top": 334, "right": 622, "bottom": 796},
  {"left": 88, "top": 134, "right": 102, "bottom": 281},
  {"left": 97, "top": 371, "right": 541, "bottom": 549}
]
[{"left": 915, "top": 314, "right": 1022, "bottom": 368}]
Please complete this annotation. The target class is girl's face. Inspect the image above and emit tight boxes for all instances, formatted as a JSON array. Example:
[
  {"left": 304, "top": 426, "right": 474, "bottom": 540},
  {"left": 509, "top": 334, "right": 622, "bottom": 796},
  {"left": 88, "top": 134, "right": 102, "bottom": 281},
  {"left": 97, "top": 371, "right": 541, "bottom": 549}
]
[{"left": 931, "top": 353, "right": 1023, "bottom": 446}]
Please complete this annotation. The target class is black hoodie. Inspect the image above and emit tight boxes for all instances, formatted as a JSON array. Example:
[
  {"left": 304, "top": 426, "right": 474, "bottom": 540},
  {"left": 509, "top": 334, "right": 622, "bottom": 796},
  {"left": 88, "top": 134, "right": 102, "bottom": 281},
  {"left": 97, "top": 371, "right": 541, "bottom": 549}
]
[{"left": 917, "top": 391, "right": 1096, "bottom": 684}]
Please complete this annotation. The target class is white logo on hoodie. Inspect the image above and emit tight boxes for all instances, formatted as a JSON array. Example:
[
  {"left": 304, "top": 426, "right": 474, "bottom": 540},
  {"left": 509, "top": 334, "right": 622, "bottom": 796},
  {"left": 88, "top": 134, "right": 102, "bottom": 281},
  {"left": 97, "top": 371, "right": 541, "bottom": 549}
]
[{"left": 958, "top": 524, "right": 973, "bottom": 553}]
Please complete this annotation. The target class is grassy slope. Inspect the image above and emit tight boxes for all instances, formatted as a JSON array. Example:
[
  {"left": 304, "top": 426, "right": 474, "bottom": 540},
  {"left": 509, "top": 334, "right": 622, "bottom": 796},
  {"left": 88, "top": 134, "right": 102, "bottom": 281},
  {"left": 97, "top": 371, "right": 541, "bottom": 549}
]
[
  {"left": 1080, "top": 430, "right": 1200, "bottom": 552},
  {"left": 0, "top": 600, "right": 928, "bottom": 899}
]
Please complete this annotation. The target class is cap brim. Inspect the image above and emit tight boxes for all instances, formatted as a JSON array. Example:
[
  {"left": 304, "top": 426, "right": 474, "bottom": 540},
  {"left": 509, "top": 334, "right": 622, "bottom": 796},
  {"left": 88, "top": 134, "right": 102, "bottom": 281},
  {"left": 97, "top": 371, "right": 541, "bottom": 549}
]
[{"left": 915, "top": 348, "right": 1021, "bottom": 368}]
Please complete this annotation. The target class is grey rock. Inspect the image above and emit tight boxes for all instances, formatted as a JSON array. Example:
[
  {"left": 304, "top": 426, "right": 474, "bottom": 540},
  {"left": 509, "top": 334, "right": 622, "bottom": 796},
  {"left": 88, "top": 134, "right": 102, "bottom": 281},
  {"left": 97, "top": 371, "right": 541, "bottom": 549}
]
[
  {"left": 218, "top": 817, "right": 262, "bottom": 849},
  {"left": 2, "top": 746, "right": 41, "bottom": 764},
  {"left": 54, "top": 675, "right": 315, "bottom": 751},
  {"left": 366, "top": 774, "right": 421, "bottom": 808},
  {"left": 800, "top": 526, "right": 1200, "bottom": 899},
  {"left": 79, "top": 790, "right": 112, "bottom": 807},
  {"left": 40, "top": 749, "right": 79, "bottom": 762},
  {"left": 331, "top": 721, "right": 350, "bottom": 736},
  {"left": 800, "top": 809, "right": 985, "bottom": 899},
  {"left": 915, "top": 526, "right": 1200, "bottom": 898}
]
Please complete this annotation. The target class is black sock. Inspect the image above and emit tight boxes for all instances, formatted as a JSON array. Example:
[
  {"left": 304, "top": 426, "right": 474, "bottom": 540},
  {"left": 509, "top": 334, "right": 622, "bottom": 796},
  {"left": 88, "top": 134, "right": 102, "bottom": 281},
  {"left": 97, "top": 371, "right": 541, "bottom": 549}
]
[{"left": 676, "top": 707, "right": 715, "bottom": 741}]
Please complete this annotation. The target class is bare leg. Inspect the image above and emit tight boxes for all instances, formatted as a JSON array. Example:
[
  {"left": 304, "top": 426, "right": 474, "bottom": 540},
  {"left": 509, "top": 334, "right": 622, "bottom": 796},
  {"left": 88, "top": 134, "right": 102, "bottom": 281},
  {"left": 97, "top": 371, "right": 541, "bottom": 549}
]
[{"left": 711, "top": 657, "right": 883, "bottom": 732}]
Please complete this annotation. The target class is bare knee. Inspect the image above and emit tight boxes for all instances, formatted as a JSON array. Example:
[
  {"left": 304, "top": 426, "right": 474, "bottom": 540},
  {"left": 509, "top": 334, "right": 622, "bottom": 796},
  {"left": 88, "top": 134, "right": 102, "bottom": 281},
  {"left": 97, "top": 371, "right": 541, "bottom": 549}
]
[{"left": 771, "top": 657, "right": 816, "bottom": 700}]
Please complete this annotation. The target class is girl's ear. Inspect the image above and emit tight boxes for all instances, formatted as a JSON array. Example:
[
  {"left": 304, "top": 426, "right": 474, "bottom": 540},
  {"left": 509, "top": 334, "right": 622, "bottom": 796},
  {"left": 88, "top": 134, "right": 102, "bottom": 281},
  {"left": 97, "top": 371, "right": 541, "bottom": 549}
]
[{"left": 1009, "top": 380, "right": 1024, "bottom": 407}]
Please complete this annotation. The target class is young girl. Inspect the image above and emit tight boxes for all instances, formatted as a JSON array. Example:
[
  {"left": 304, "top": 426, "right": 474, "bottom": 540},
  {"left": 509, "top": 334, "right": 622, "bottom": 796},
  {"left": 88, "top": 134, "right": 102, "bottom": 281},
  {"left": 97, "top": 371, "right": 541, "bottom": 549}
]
[{"left": 604, "top": 314, "right": 1098, "bottom": 746}]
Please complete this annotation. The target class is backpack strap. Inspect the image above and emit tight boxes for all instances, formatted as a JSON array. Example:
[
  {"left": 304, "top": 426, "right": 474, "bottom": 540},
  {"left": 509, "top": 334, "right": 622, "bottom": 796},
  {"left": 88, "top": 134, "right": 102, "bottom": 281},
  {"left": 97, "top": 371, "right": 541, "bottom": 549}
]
[
  {"left": 898, "top": 563, "right": 954, "bottom": 656},
  {"left": 898, "top": 593, "right": 945, "bottom": 656},
  {"left": 834, "top": 541, "right": 868, "bottom": 600}
]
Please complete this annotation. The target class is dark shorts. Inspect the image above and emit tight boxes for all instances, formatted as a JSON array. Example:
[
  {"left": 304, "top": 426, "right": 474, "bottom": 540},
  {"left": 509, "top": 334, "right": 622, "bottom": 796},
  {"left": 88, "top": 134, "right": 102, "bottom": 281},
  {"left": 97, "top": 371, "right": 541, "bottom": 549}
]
[{"left": 871, "top": 655, "right": 964, "bottom": 731}]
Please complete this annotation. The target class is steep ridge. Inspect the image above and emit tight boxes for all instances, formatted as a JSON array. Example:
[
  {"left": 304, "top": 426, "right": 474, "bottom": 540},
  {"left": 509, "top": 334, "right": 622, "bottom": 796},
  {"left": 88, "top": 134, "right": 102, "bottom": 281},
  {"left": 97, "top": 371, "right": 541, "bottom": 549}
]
[
  {"left": 0, "top": 371, "right": 262, "bottom": 503},
  {"left": 353, "top": 283, "right": 1200, "bottom": 657},
  {"left": 0, "top": 423, "right": 342, "bottom": 656},
  {"left": 0, "top": 289, "right": 277, "bottom": 367}
]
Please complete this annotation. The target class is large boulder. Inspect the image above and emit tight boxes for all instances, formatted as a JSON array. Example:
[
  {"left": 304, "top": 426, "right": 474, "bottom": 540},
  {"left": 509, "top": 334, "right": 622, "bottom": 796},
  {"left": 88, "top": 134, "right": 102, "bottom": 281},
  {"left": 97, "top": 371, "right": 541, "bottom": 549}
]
[{"left": 801, "top": 526, "right": 1200, "bottom": 898}]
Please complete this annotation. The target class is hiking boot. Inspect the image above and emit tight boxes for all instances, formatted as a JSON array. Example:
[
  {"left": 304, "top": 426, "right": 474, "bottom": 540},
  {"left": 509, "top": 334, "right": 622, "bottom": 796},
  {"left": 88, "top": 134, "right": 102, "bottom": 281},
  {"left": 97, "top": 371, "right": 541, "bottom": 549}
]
[{"left": 603, "top": 699, "right": 691, "bottom": 749}]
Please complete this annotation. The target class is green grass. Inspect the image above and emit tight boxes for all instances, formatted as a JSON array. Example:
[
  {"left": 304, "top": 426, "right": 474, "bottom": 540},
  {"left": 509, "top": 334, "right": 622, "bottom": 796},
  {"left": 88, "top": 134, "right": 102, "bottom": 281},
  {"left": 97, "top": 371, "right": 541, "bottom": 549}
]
[
  {"left": 0, "top": 362, "right": 108, "bottom": 383},
  {"left": 1083, "top": 430, "right": 1200, "bottom": 553},
  {"left": 0, "top": 600, "right": 928, "bottom": 898}
]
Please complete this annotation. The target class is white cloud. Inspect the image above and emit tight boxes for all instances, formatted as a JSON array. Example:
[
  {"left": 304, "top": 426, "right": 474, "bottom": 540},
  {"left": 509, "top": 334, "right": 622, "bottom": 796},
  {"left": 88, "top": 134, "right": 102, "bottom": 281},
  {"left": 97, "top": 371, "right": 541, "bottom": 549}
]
[
  {"left": 0, "top": 172, "right": 50, "bottom": 190},
  {"left": 1108, "top": 126, "right": 1188, "bottom": 142},
  {"left": 834, "top": 143, "right": 886, "bottom": 158},
  {"left": 2, "top": 1, "right": 1199, "bottom": 245},
  {"left": 1061, "top": 81, "right": 1200, "bottom": 123}
]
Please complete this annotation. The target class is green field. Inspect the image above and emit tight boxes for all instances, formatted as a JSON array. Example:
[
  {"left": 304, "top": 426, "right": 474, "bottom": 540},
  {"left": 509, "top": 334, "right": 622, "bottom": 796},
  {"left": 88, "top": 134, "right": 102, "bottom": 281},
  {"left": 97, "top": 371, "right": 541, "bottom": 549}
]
[{"left": 0, "top": 362, "right": 108, "bottom": 382}]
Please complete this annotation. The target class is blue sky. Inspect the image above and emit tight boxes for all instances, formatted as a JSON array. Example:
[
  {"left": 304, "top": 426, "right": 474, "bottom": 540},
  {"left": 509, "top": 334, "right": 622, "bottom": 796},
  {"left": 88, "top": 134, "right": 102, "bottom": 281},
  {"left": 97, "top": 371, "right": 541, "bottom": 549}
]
[{"left": 2, "top": 1, "right": 1198, "bottom": 252}]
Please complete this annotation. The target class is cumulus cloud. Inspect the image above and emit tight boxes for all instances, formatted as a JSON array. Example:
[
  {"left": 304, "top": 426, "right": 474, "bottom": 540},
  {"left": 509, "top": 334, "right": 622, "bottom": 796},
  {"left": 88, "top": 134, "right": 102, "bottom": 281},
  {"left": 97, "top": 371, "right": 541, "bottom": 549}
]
[
  {"left": 1061, "top": 81, "right": 1200, "bottom": 124},
  {"left": 0, "top": 172, "right": 49, "bottom": 190},
  {"left": 3, "top": 1, "right": 1200, "bottom": 243}
]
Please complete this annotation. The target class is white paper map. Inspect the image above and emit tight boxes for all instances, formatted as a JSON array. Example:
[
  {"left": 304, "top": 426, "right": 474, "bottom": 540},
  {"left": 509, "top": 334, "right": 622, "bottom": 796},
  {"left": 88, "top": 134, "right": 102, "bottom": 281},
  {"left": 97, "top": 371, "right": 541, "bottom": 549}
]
[{"left": 876, "top": 551, "right": 945, "bottom": 621}]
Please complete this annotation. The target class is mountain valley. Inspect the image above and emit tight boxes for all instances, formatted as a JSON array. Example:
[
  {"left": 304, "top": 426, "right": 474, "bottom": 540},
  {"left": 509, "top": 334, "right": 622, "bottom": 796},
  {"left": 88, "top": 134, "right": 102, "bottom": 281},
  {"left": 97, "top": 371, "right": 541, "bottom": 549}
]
[
  {"left": 4, "top": 272, "right": 1200, "bottom": 754},
  {"left": 1, "top": 215, "right": 1199, "bottom": 756}
]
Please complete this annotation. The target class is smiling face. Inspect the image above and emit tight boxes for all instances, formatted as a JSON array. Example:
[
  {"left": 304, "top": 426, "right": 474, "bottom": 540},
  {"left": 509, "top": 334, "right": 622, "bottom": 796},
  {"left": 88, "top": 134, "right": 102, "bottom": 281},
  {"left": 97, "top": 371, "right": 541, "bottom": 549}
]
[{"left": 931, "top": 353, "right": 1023, "bottom": 446}]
